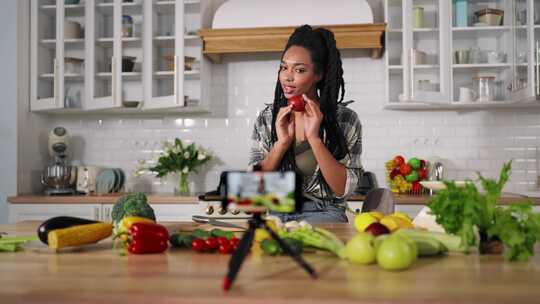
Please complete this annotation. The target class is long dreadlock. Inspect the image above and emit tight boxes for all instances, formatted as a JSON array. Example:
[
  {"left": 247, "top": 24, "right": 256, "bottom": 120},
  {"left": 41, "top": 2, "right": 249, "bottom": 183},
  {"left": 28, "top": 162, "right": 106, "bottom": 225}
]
[{"left": 270, "top": 25, "right": 349, "bottom": 196}]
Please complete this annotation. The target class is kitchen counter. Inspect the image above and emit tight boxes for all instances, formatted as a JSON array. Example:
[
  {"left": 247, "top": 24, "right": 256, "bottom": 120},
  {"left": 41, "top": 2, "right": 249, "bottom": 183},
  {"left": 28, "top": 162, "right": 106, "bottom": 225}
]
[
  {"left": 1, "top": 221, "right": 540, "bottom": 303},
  {"left": 7, "top": 193, "right": 540, "bottom": 205}
]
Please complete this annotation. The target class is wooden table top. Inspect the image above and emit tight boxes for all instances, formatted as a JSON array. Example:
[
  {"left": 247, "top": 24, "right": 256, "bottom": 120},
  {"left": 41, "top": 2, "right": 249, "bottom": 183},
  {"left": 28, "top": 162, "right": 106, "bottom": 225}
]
[
  {"left": 1, "top": 221, "right": 540, "bottom": 303},
  {"left": 8, "top": 193, "right": 540, "bottom": 205}
]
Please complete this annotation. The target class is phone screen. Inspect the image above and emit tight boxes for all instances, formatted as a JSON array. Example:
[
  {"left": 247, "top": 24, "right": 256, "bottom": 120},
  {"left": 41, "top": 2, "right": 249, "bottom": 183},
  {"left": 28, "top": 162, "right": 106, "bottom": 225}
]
[{"left": 221, "top": 171, "right": 299, "bottom": 213}]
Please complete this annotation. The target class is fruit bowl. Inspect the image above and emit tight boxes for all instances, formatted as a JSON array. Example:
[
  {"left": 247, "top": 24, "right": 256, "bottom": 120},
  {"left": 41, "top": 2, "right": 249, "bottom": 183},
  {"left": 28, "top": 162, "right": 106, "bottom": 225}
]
[{"left": 385, "top": 155, "right": 429, "bottom": 194}]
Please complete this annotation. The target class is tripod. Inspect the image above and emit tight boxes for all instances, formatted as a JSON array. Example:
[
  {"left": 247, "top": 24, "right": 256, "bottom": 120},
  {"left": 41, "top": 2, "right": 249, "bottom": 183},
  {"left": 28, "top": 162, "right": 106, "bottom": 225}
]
[{"left": 223, "top": 212, "right": 318, "bottom": 290}]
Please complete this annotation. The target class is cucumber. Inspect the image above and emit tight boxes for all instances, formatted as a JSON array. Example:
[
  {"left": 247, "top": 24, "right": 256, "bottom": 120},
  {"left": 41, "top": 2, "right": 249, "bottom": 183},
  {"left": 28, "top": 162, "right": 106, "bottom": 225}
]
[{"left": 395, "top": 229, "right": 465, "bottom": 253}]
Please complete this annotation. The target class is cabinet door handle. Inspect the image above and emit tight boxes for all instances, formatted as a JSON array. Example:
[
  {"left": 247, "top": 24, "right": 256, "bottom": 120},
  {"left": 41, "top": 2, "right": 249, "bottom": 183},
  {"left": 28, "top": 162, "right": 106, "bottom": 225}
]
[
  {"left": 53, "top": 58, "right": 58, "bottom": 104},
  {"left": 410, "top": 48, "right": 415, "bottom": 99},
  {"left": 111, "top": 56, "right": 116, "bottom": 102},
  {"left": 94, "top": 206, "right": 100, "bottom": 220},
  {"left": 104, "top": 207, "right": 111, "bottom": 222},
  {"left": 536, "top": 41, "right": 540, "bottom": 96},
  {"left": 174, "top": 55, "right": 178, "bottom": 103}
]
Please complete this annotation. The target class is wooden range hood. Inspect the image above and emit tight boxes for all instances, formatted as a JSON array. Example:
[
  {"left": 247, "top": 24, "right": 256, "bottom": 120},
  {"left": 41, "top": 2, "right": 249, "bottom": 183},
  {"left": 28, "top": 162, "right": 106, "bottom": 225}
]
[{"left": 199, "top": 23, "right": 386, "bottom": 63}]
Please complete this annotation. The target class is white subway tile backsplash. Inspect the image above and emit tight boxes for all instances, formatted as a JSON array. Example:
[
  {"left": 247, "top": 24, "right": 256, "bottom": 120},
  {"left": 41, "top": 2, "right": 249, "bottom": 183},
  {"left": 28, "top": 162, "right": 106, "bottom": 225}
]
[{"left": 46, "top": 53, "right": 540, "bottom": 193}]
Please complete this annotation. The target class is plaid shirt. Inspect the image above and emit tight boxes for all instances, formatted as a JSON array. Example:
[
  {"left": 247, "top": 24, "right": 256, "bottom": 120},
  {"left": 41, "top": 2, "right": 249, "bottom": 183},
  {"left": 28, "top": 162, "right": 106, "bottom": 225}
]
[{"left": 249, "top": 104, "right": 363, "bottom": 203}]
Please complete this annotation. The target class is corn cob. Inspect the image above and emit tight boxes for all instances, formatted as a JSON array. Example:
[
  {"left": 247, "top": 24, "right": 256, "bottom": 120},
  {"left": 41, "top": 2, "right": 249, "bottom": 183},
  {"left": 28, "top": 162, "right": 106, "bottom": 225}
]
[{"left": 48, "top": 222, "right": 113, "bottom": 249}]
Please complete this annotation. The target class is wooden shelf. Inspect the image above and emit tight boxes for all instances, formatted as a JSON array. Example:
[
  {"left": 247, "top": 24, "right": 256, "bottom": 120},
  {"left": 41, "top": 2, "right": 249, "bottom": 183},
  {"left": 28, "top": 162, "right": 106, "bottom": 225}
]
[{"left": 199, "top": 23, "right": 386, "bottom": 63}]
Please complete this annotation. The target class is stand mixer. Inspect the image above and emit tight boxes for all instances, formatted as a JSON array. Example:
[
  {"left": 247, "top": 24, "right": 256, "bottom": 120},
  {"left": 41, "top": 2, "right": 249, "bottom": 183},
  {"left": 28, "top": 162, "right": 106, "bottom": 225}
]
[{"left": 41, "top": 127, "right": 77, "bottom": 195}]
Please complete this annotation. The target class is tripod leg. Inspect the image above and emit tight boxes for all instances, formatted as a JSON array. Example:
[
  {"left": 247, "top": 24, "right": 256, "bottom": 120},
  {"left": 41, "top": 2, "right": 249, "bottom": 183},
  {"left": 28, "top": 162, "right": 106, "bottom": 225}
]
[
  {"left": 263, "top": 223, "right": 318, "bottom": 279},
  {"left": 223, "top": 223, "right": 255, "bottom": 290}
]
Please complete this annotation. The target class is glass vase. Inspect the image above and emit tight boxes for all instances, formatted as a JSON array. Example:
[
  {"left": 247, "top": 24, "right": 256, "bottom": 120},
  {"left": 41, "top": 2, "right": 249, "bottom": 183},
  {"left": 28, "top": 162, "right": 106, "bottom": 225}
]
[{"left": 175, "top": 172, "right": 190, "bottom": 196}]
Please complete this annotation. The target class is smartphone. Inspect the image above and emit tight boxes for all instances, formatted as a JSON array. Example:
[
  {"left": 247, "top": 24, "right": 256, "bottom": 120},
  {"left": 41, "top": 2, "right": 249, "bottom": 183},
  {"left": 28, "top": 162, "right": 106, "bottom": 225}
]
[{"left": 220, "top": 171, "right": 302, "bottom": 213}]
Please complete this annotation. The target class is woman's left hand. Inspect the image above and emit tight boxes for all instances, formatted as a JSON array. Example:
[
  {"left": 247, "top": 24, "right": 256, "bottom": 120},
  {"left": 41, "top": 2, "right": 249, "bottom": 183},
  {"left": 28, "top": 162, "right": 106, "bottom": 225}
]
[{"left": 302, "top": 94, "right": 323, "bottom": 141}]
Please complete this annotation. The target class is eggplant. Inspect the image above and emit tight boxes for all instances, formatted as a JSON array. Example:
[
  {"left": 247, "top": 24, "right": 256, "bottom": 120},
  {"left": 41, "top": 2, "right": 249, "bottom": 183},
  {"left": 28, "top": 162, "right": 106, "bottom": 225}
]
[{"left": 37, "top": 216, "right": 99, "bottom": 244}]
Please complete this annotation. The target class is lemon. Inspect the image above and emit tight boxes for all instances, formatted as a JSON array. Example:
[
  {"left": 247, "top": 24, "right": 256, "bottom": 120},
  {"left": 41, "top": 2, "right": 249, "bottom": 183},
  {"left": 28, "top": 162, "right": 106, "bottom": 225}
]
[
  {"left": 254, "top": 228, "right": 271, "bottom": 242},
  {"left": 381, "top": 216, "right": 414, "bottom": 232},
  {"left": 354, "top": 213, "right": 378, "bottom": 232},
  {"left": 368, "top": 211, "right": 385, "bottom": 221},
  {"left": 392, "top": 211, "right": 413, "bottom": 223}
]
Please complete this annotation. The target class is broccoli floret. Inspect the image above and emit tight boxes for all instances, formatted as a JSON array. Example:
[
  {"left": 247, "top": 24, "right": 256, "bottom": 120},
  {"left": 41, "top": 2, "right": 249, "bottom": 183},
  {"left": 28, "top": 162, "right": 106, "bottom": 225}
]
[{"left": 111, "top": 192, "right": 156, "bottom": 228}]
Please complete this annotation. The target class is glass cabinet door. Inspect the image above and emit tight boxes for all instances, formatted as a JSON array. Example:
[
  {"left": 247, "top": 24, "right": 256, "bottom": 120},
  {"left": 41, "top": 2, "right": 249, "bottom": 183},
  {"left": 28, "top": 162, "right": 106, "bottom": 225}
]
[
  {"left": 405, "top": 0, "right": 450, "bottom": 102},
  {"left": 144, "top": 0, "right": 185, "bottom": 109},
  {"left": 533, "top": 0, "right": 540, "bottom": 98},
  {"left": 31, "top": 0, "right": 60, "bottom": 111},
  {"left": 61, "top": 0, "right": 86, "bottom": 109},
  {"left": 87, "top": 0, "right": 117, "bottom": 109},
  {"left": 510, "top": 0, "right": 532, "bottom": 101},
  {"left": 385, "top": 0, "right": 405, "bottom": 103}
]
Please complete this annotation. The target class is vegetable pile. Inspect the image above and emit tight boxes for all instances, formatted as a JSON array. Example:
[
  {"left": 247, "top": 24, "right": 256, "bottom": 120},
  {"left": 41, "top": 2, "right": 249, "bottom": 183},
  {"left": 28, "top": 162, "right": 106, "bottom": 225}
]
[
  {"left": 112, "top": 192, "right": 156, "bottom": 234},
  {"left": 427, "top": 161, "right": 540, "bottom": 261},
  {"left": 169, "top": 228, "right": 239, "bottom": 254}
]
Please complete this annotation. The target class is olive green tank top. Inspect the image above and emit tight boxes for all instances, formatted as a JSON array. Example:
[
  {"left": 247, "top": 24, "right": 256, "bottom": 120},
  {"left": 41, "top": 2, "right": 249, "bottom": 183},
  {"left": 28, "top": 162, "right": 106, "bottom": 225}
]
[{"left": 295, "top": 141, "right": 317, "bottom": 177}]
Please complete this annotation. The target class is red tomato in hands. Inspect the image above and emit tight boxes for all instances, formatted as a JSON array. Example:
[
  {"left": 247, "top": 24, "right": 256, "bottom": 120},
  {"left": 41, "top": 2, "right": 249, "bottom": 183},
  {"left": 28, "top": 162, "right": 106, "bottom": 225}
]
[
  {"left": 393, "top": 155, "right": 405, "bottom": 167},
  {"left": 288, "top": 95, "right": 305, "bottom": 112},
  {"left": 399, "top": 163, "right": 412, "bottom": 176}
]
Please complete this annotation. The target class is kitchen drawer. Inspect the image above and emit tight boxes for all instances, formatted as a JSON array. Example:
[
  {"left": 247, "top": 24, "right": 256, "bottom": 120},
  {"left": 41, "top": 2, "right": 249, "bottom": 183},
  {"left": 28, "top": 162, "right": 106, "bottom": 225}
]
[{"left": 8, "top": 204, "right": 102, "bottom": 223}]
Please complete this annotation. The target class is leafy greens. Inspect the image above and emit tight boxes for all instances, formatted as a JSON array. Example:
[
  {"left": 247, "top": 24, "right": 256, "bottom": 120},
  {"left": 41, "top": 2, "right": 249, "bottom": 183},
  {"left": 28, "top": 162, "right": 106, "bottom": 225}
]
[{"left": 427, "top": 161, "right": 540, "bottom": 261}]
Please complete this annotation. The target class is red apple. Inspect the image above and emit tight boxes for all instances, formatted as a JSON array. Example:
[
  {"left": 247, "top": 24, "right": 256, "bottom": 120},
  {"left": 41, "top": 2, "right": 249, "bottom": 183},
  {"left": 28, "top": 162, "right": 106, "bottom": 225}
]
[
  {"left": 364, "top": 222, "right": 390, "bottom": 236},
  {"left": 389, "top": 168, "right": 401, "bottom": 179},
  {"left": 288, "top": 95, "right": 305, "bottom": 112}
]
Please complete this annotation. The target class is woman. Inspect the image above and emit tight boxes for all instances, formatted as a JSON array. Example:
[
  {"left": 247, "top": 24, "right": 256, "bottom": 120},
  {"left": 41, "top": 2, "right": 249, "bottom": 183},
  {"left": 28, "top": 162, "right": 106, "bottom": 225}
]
[{"left": 249, "top": 25, "right": 363, "bottom": 223}]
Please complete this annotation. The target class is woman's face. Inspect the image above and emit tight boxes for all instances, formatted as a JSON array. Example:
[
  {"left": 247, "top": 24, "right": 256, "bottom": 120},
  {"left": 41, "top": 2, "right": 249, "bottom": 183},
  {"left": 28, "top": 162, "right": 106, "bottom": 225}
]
[{"left": 279, "top": 45, "right": 322, "bottom": 99}]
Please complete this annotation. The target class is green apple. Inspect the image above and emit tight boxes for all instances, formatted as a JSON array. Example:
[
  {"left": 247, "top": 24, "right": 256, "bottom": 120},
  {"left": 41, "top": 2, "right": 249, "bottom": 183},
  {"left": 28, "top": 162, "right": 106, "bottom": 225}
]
[
  {"left": 376, "top": 235, "right": 417, "bottom": 271},
  {"left": 345, "top": 232, "right": 376, "bottom": 265}
]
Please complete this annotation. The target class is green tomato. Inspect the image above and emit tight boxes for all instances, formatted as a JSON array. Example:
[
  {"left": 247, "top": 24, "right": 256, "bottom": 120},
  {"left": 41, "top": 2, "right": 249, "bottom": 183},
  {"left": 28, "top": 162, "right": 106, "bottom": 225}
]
[
  {"left": 376, "top": 235, "right": 417, "bottom": 271},
  {"left": 345, "top": 232, "right": 376, "bottom": 265},
  {"left": 408, "top": 157, "right": 421, "bottom": 170},
  {"left": 405, "top": 170, "right": 419, "bottom": 182}
]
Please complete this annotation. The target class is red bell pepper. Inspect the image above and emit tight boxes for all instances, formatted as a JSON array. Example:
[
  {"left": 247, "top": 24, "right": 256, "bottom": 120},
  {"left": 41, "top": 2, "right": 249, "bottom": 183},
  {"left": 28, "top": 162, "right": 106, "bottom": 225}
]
[{"left": 126, "top": 222, "right": 169, "bottom": 254}]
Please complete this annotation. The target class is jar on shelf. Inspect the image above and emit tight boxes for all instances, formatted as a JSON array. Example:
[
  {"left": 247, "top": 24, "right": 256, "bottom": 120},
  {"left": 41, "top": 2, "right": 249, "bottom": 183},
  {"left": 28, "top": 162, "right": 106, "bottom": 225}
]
[
  {"left": 122, "top": 15, "right": 133, "bottom": 38},
  {"left": 473, "top": 76, "right": 495, "bottom": 102}
]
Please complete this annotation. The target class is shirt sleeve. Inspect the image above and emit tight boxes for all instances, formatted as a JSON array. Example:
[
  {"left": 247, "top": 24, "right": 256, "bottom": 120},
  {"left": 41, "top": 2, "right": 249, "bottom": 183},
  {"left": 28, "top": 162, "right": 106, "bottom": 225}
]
[
  {"left": 248, "top": 110, "right": 272, "bottom": 167},
  {"left": 335, "top": 110, "right": 364, "bottom": 199}
]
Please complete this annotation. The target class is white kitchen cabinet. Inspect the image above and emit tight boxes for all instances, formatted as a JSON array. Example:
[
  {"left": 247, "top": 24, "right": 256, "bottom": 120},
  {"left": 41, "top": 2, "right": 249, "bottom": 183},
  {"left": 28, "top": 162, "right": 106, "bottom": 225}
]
[
  {"left": 9, "top": 203, "right": 199, "bottom": 223},
  {"left": 385, "top": 0, "right": 540, "bottom": 110},
  {"left": 8, "top": 204, "right": 103, "bottom": 223},
  {"left": 30, "top": 0, "right": 216, "bottom": 114},
  {"left": 101, "top": 203, "right": 198, "bottom": 222}
]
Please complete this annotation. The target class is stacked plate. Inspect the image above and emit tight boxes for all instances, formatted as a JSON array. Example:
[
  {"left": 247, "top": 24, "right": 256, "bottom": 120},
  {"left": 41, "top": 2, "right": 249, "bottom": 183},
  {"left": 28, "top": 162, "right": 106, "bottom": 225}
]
[{"left": 96, "top": 168, "right": 125, "bottom": 194}]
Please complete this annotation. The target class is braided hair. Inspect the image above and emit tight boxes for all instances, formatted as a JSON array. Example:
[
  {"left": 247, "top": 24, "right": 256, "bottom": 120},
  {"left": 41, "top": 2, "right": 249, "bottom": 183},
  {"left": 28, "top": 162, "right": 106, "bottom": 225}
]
[{"left": 270, "top": 25, "right": 349, "bottom": 195}]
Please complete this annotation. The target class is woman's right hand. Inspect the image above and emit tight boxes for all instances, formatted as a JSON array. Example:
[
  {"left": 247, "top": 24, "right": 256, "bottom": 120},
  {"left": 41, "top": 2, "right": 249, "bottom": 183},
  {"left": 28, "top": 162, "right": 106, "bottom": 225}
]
[{"left": 275, "top": 105, "right": 295, "bottom": 148}]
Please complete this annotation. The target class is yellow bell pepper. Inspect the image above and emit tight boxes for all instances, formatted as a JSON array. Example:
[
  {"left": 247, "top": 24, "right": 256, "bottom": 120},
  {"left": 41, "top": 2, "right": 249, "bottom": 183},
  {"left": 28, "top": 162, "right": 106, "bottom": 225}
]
[{"left": 117, "top": 216, "right": 155, "bottom": 238}]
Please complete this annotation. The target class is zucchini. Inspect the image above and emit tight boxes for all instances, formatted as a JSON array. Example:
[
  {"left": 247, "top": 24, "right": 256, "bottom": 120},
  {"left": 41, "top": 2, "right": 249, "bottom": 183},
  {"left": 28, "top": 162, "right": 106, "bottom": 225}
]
[
  {"left": 48, "top": 222, "right": 113, "bottom": 249},
  {"left": 37, "top": 216, "right": 99, "bottom": 244}
]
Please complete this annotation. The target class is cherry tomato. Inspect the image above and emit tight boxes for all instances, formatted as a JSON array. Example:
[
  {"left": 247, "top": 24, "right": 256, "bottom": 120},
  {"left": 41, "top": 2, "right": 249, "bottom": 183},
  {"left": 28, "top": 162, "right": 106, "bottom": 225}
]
[
  {"left": 231, "top": 243, "right": 239, "bottom": 253},
  {"left": 205, "top": 237, "right": 218, "bottom": 251},
  {"left": 393, "top": 155, "right": 405, "bottom": 167},
  {"left": 288, "top": 95, "right": 305, "bottom": 112},
  {"left": 229, "top": 237, "right": 240, "bottom": 247},
  {"left": 216, "top": 236, "right": 230, "bottom": 246},
  {"left": 218, "top": 243, "right": 233, "bottom": 254},
  {"left": 191, "top": 238, "right": 207, "bottom": 252},
  {"left": 399, "top": 163, "right": 412, "bottom": 175}
]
